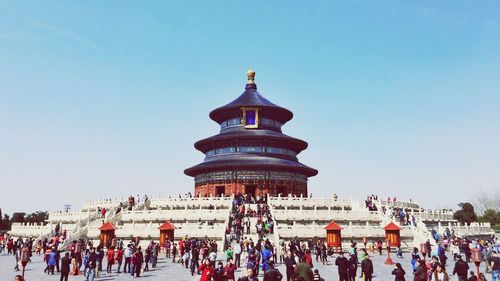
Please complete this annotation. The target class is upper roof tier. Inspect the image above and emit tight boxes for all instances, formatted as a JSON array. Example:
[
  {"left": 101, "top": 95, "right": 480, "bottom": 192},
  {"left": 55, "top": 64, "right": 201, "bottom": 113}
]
[{"left": 209, "top": 70, "right": 293, "bottom": 124}]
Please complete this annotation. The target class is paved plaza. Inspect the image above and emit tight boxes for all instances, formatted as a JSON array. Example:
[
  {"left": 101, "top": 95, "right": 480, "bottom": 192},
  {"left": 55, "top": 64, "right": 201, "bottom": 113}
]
[{"left": 0, "top": 251, "right": 492, "bottom": 281}]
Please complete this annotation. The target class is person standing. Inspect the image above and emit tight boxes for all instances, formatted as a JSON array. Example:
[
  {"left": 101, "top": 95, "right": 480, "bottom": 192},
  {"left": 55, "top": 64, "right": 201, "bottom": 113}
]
[
  {"left": 134, "top": 248, "right": 144, "bottom": 277},
  {"left": 129, "top": 249, "right": 136, "bottom": 278},
  {"left": 433, "top": 264, "right": 449, "bottom": 281},
  {"left": 348, "top": 253, "right": 357, "bottom": 281},
  {"left": 48, "top": 248, "right": 57, "bottom": 275},
  {"left": 234, "top": 242, "right": 242, "bottom": 268},
  {"left": 414, "top": 259, "right": 427, "bottom": 281},
  {"left": 84, "top": 248, "right": 97, "bottom": 281},
  {"left": 335, "top": 252, "right": 349, "bottom": 281},
  {"left": 283, "top": 251, "right": 296, "bottom": 281},
  {"left": 60, "top": 252, "right": 71, "bottom": 281},
  {"left": 295, "top": 257, "right": 313, "bottom": 281},
  {"left": 106, "top": 246, "right": 115, "bottom": 273},
  {"left": 361, "top": 255, "right": 374, "bottom": 281},
  {"left": 224, "top": 258, "right": 237, "bottom": 281},
  {"left": 199, "top": 259, "right": 215, "bottom": 281},
  {"left": 115, "top": 247, "right": 123, "bottom": 273},
  {"left": 376, "top": 240, "right": 383, "bottom": 255},
  {"left": 491, "top": 250, "right": 500, "bottom": 281},
  {"left": 124, "top": 245, "right": 132, "bottom": 273},
  {"left": 453, "top": 255, "right": 469, "bottom": 281},
  {"left": 391, "top": 263, "right": 405, "bottom": 281},
  {"left": 263, "top": 261, "right": 283, "bottom": 281}
]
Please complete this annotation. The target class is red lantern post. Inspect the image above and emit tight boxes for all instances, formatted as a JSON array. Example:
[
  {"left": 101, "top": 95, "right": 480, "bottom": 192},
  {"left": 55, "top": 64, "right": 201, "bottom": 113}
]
[
  {"left": 20, "top": 247, "right": 30, "bottom": 279},
  {"left": 471, "top": 248, "right": 481, "bottom": 281},
  {"left": 384, "top": 239, "right": 394, "bottom": 265},
  {"left": 419, "top": 242, "right": 427, "bottom": 263}
]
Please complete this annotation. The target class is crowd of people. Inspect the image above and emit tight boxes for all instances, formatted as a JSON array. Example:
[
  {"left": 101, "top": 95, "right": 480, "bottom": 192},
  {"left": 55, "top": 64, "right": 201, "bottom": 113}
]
[{"left": 2, "top": 192, "right": 499, "bottom": 281}]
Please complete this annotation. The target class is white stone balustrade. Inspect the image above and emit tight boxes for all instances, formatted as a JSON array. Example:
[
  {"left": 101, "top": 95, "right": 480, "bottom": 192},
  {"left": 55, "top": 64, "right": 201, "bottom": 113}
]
[
  {"left": 48, "top": 210, "right": 97, "bottom": 222},
  {"left": 83, "top": 198, "right": 124, "bottom": 210},
  {"left": 149, "top": 196, "right": 232, "bottom": 209},
  {"left": 268, "top": 196, "right": 353, "bottom": 208},
  {"left": 120, "top": 209, "right": 229, "bottom": 222},
  {"left": 272, "top": 209, "right": 379, "bottom": 222},
  {"left": 9, "top": 223, "right": 50, "bottom": 237}
]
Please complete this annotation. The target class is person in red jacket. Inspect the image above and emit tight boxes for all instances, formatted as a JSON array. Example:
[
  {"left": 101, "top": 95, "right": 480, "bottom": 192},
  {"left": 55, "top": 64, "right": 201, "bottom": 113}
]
[
  {"left": 115, "top": 247, "right": 123, "bottom": 273},
  {"left": 223, "top": 258, "right": 237, "bottom": 281},
  {"left": 199, "top": 259, "right": 215, "bottom": 281},
  {"left": 106, "top": 246, "right": 115, "bottom": 273}
]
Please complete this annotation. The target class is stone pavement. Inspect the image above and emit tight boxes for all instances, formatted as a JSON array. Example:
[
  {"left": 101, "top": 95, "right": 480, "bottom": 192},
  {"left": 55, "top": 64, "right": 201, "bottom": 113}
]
[{"left": 0, "top": 251, "right": 491, "bottom": 281}]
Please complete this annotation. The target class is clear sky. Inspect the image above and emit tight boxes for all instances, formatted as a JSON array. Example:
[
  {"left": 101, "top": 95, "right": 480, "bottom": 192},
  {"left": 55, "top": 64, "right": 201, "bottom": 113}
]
[{"left": 1, "top": 1, "right": 499, "bottom": 215}]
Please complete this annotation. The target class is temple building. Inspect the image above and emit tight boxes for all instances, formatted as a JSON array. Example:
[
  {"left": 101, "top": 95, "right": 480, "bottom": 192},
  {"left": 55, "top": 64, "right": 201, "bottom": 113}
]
[{"left": 184, "top": 70, "right": 318, "bottom": 197}]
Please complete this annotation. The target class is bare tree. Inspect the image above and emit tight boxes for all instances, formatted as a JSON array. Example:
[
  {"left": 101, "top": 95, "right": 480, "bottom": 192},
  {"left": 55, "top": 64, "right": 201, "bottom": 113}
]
[{"left": 472, "top": 190, "right": 500, "bottom": 215}]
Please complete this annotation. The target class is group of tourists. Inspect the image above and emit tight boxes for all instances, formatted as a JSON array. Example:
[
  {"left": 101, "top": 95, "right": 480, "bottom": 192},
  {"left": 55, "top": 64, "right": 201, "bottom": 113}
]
[{"left": 409, "top": 235, "right": 499, "bottom": 281}]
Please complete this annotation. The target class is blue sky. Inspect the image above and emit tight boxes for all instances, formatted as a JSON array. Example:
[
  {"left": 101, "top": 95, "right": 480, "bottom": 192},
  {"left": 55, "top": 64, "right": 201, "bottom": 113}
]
[{"left": 1, "top": 1, "right": 499, "bottom": 214}]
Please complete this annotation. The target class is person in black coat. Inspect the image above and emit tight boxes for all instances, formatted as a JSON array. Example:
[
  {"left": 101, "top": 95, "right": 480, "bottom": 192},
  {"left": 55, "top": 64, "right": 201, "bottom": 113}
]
[
  {"left": 60, "top": 252, "right": 71, "bottom": 281},
  {"left": 391, "top": 263, "right": 405, "bottom": 281},
  {"left": 335, "top": 252, "right": 349, "bottom": 281},
  {"left": 453, "top": 255, "right": 469, "bottom": 281},
  {"left": 347, "top": 254, "right": 357, "bottom": 281},
  {"left": 283, "top": 252, "right": 296, "bottom": 281},
  {"left": 361, "top": 255, "right": 374, "bottom": 281}
]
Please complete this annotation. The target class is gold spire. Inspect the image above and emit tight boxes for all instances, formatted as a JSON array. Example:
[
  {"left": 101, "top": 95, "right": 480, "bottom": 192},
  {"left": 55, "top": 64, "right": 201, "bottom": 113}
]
[{"left": 247, "top": 69, "right": 255, "bottom": 84}]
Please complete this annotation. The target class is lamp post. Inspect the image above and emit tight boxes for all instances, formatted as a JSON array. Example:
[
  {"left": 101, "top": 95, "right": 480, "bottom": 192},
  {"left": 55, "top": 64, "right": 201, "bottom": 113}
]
[
  {"left": 20, "top": 247, "right": 30, "bottom": 280},
  {"left": 471, "top": 248, "right": 481, "bottom": 281},
  {"left": 420, "top": 242, "right": 427, "bottom": 264},
  {"left": 384, "top": 239, "right": 394, "bottom": 265}
]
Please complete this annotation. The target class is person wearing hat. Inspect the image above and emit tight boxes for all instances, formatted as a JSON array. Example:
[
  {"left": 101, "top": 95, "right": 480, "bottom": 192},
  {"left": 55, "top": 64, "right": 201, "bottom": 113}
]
[{"left": 453, "top": 254, "right": 469, "bottom": 281}]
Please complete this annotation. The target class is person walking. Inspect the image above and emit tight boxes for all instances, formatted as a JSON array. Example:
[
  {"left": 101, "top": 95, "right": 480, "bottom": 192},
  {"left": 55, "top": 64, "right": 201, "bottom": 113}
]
[
  {"left": 391, "top": 263, "right": 405, "bottom": 281},
  {"left": 335, "top": 252, "right": 349, "bottom": 281},
  {"left": 60, "top": 252, "right": 71, "bottom": 281},
  {"left": 361, "top": 255, "right": 374, "bottom": 281},
  {"left": 453, "top": 255, "right": 469, "bottom": 281}
]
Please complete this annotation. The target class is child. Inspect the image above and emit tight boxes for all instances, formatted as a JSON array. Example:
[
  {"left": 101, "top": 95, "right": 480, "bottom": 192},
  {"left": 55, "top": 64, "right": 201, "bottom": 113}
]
[{"left": 397, "top": 247, "right": 403, "bottom": 258}]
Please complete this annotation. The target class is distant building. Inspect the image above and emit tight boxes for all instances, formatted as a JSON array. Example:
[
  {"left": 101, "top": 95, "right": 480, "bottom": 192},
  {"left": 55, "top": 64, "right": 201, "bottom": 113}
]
[{"left": 185, "top": 70, "right": 318, "bottom": 197}]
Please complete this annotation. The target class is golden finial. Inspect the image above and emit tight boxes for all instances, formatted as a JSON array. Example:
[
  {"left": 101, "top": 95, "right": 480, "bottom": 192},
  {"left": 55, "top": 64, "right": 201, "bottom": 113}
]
[{"left": 247, "top": 69, "right": 255, "bottom": 84}]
